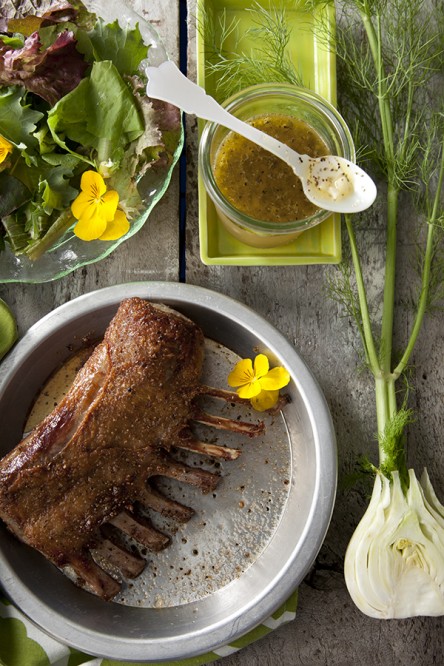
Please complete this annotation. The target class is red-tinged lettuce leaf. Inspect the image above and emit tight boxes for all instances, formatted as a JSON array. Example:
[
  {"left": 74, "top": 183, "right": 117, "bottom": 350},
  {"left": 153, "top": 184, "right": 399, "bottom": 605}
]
[
  {"left": 0, "top": 1, "right": 95, "bottom": 32},
  {"left": 150, "top": 98, "right": 181, "bottom": 133},
  {"left": 0, "top": 29, "right": 88, "bottom": 105}
]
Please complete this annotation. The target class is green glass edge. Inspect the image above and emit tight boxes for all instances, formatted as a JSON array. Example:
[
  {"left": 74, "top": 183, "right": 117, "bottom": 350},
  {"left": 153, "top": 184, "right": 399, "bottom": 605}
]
[
  {"left": 196, "top": 0, "right": 341, "bottom": 266},
  {"left": 0, "top": 126, "right": 185, "bottom": 285}
]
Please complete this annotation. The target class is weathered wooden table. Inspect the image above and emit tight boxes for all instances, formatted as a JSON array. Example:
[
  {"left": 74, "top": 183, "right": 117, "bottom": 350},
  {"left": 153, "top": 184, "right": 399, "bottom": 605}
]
[{"left": 1, "top": 0, "right": 443, "bottom": 663}]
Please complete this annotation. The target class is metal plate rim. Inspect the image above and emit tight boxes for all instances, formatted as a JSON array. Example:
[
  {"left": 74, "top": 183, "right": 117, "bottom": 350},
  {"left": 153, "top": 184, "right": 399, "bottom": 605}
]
[{"left": 0, "top": 281, "right": 337, "bottom": 661}]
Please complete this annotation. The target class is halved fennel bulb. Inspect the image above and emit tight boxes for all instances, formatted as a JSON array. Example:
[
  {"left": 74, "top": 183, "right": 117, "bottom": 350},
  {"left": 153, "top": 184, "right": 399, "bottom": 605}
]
[{"left": 344, "top": 469, "right": 444, "bottom": 618}]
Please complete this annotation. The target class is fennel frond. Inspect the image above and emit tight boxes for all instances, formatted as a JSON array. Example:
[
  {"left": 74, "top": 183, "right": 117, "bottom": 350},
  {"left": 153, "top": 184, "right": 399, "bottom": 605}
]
[
  {"left": 199, "top": 0, "right": 444, "bottom": 618},
  {"left": 197, "top": 1, "right": 302, "bottom": 102},
  {"left": 320, "top": 0, "right": 444, "bottom": 618}
]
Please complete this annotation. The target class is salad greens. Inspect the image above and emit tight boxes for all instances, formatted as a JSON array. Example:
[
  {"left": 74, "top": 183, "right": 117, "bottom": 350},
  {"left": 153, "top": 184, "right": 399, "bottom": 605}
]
[
  {"left": 0, "top": 1, "right": 177, "bottom": 260},
  {"left": 47, "top": 60, "right": 145, "bottom": 164}
]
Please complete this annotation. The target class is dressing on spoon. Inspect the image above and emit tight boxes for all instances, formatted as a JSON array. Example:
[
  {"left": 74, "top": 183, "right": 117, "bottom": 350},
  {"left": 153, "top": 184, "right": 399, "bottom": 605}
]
[
  {"left": 145, "top": 61, "right": 377, "bottom": 214},
  {"left": 306, "top": 156, "right": 355, "bottom": 202}
]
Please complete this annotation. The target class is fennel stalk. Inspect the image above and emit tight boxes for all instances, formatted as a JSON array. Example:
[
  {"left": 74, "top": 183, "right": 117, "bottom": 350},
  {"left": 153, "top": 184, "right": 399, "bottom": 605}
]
[
  {"left": 199, "top": 0, "right": 444, "bottom": 616},
  {"left": 325, "top": 0, "right": 444, "bottom": 476},
  {"left": 314, "top": 0, "right": 444, "bottom": 616}
]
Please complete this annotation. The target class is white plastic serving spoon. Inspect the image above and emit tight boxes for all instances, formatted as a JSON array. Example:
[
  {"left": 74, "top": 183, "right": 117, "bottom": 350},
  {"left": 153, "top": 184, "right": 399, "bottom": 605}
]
[{"left": 146, "top": 61, "right": 377, "bottom": 214}]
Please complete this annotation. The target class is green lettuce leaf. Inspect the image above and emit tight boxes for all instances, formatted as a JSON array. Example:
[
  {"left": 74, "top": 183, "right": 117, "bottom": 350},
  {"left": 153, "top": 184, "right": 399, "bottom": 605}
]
[
  {"left": 0, "top": 171, "right": 31, "bottom": 218},
  {"left": 41, "top": 166, "right": 78, "bottom": 211},
  {"left": 47, "top": 59, "right": 144, "bottom": 164},
  {"left": 24, "top": 201, "right": 52, "bottom": 241},
  {"left": 1, "top": 211, "right": 28, "bottom": 253},
  {"left": 76, "top": 19, "right": 148, "bottom": 77},
  {"left": 0, "top": 34, "right": 25, "bottom": 48},
  {"left": 0, "top": 85, "right": 42, "bottom": 150}
]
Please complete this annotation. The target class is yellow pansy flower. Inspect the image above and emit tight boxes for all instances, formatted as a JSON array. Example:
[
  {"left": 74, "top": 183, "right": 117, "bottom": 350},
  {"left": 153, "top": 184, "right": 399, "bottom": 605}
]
[
  {"left": 99, "top": 209, "right": 130, "bottom": 240},
  {"left": 71, "top": 170, "right": 129, "bottom": 241},
  {"left": 0, "top": 135, "right": 13, "bottom": 164},
  {"left": 227, "top": 353, "right": 290, "bottom": 411}
]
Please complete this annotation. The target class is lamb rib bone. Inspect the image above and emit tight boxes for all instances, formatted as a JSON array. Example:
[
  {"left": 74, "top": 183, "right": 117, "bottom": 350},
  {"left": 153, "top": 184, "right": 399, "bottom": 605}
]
[
  {"left": 175, "top": 428, "right": 241, "bottom": 461},
  {"left": 0, "top": 298, "right": 273, "bottom": 601},
  {"left": 92, "top": 537, "right": 146, "bottom": 579},
  {"left": 107, "top": 511, "right": 170, "bottom": 552},
  {"left": 137, "top": 483, "right": 195, "bottom": 522}
]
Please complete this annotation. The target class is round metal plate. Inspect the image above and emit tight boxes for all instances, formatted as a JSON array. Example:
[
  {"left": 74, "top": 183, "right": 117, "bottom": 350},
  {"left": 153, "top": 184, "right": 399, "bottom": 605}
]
[{"left": 0, "top": 282, "right": 337, "bottom": 661}]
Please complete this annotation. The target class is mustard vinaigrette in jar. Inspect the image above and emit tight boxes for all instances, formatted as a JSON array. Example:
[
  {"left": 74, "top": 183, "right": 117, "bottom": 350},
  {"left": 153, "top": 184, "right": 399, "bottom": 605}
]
[{"left": 213, "top": 114, "right": 329, "bottom": 223}]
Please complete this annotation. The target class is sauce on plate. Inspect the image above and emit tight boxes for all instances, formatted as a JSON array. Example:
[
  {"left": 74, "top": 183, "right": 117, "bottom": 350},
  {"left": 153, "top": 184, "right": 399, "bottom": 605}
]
[{"left": 25, "top": 347, "right": 93, "bottom": 432}]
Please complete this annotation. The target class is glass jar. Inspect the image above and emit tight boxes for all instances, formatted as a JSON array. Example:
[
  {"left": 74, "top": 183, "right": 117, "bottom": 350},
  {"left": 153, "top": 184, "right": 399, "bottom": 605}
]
[{"left": 198, "top": 83, "right": 355, "bottom": 249}]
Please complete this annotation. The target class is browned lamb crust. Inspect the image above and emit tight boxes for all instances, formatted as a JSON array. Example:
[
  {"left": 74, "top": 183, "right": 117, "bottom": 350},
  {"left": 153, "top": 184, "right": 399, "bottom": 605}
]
[{"left": 0, "top": 297, "right": 264, "bottom": 600}]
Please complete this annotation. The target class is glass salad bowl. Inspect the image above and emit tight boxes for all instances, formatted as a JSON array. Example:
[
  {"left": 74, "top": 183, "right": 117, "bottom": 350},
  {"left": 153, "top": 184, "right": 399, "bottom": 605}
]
[{"left": 0, "top": 0, "right": 183, "bottom": 284}]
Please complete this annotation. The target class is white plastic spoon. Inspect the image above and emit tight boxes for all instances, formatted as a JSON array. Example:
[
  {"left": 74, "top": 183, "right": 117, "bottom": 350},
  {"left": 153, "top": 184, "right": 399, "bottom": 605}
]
[{"left": 145, "top": 61, "right": 377, "bottom": 214}]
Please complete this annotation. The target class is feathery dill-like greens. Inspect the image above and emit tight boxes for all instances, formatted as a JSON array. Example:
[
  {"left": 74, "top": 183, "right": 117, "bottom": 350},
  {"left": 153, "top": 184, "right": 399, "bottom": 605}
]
[
  {"left": 197, "top": 2, "right": 302, "bottom": 103},
  {"left": 200, "top": 0, "right": 444, "bottom": 480},
  {"left": 201, "top": 0, "right": 444, "bottom": 616},
  {"left": 308, "top": 0, "right": 444, "bottom": 618},
  {"left": 303, "top": 0, "right": 444, "bottom": 472},
  {"left": 338, "top": 0, "right": 443, "bottom": 453}
]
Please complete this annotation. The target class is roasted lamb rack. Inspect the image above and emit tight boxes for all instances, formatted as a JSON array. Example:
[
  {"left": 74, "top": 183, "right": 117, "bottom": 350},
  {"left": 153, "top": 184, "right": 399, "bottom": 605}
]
[{"left": 0, "top": 297, "right": 266, "bottom": 600}]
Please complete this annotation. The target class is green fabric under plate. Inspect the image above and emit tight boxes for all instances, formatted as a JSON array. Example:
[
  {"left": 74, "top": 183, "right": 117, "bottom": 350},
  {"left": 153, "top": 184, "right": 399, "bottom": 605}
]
[{"left": 0, "top": 591, "right": 298, "bottom": 666}]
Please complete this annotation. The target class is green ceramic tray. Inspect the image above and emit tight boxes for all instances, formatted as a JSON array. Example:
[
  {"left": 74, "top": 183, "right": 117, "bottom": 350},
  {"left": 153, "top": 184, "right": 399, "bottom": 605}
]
[{"left": 196, "top": 0, "right": 341, "bottom": 266}]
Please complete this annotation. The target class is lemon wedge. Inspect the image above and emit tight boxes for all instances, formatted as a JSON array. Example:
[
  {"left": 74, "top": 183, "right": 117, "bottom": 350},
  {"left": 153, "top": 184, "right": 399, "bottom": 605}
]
[{"left": 0, "top": 298, "right": 18, "bottom": 361}]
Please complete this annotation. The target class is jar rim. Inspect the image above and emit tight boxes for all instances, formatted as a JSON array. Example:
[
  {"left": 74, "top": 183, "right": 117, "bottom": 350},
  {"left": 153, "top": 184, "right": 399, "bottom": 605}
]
[{"left": 198, "top": 83, "right": 355, "bottom": 235}]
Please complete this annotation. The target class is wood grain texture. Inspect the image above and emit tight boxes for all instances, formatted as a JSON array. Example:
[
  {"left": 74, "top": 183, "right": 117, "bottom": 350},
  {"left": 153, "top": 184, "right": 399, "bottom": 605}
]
[
  {"left": 0, "top": 0, "right": 443, "bottom": 663},
  {"left": 185, "top": 0, "right": 444, "bottom": 664}
]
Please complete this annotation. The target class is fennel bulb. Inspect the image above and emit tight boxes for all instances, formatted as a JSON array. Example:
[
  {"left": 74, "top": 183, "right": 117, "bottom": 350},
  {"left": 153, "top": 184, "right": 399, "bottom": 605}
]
[
  {"left": 199, "top": 0, "right": 444, "bottom": 620},
  {"left": 344, "top": 470, "right": 444, "bottom": 618},
  {"left": 312, "top": 0, "right": 444, "bottom": 619}
]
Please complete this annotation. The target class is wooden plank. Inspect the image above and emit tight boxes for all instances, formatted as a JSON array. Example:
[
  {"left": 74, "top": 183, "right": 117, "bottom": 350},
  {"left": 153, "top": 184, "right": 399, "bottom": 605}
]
[
  {"left": 185, "top": 0, "right": 444, "bottom": 663},
  {"left": 0, "top": 0, "right": 443, "bottom": 662}
]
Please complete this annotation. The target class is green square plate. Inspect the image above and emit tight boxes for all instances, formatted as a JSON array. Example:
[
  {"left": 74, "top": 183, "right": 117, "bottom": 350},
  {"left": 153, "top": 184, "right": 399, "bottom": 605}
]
[{"left": 196, "top": 0, "right": 341, "bottom": 265}]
